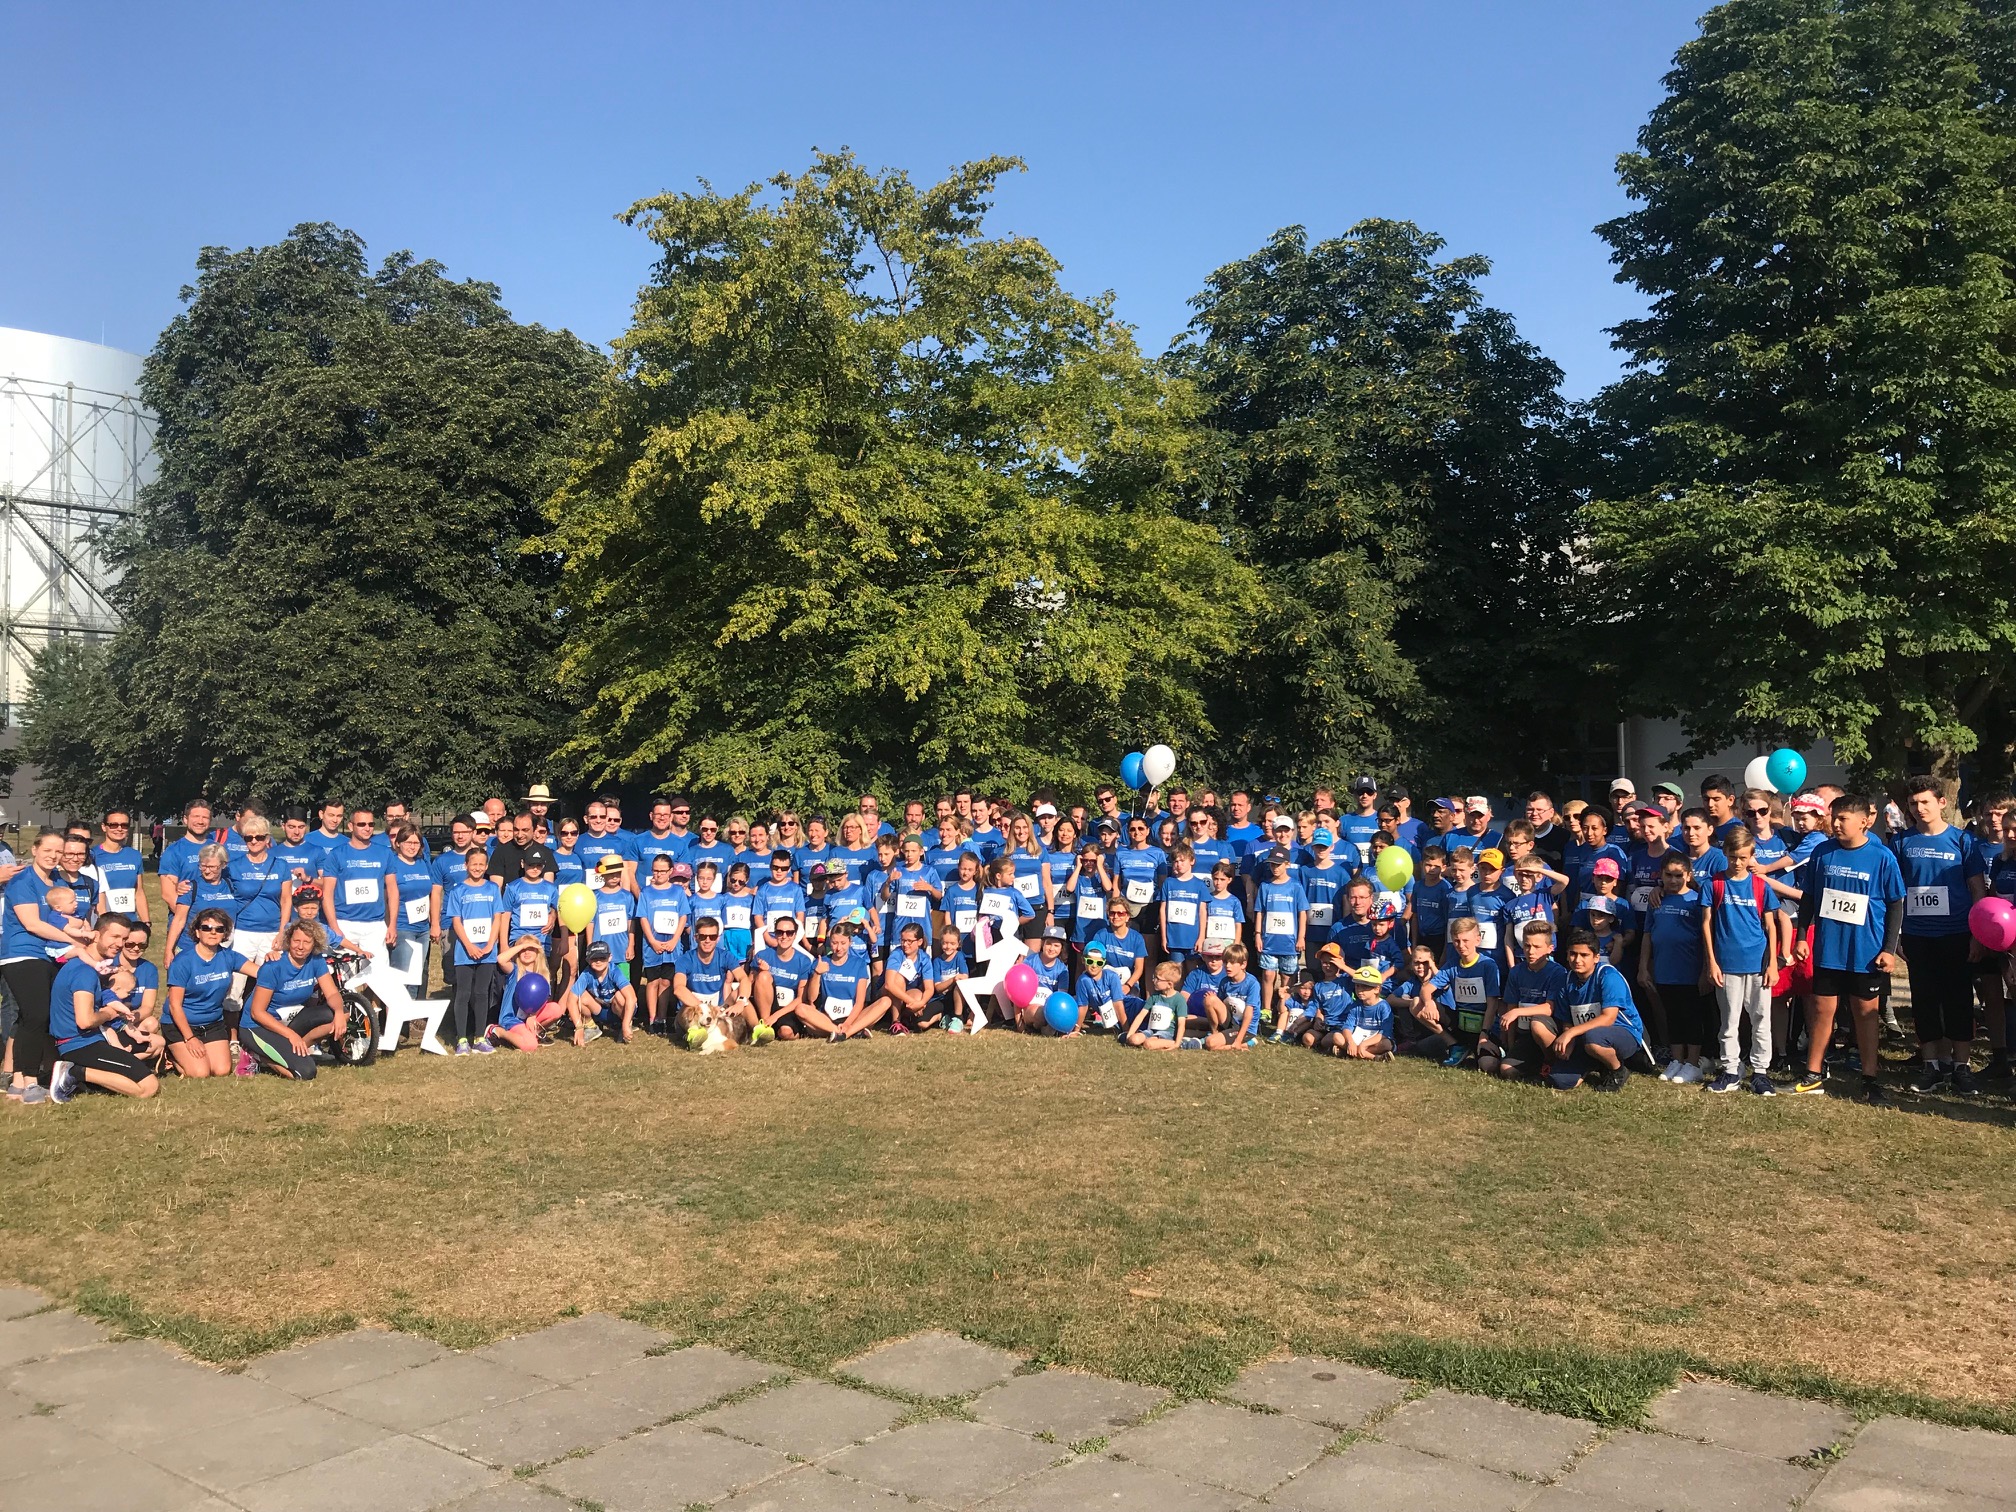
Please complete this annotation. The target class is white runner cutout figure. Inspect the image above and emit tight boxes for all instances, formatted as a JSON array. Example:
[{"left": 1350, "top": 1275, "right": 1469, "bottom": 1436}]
[{"left": 955, "top": 914, "right": 1028, "bottom": 1032}]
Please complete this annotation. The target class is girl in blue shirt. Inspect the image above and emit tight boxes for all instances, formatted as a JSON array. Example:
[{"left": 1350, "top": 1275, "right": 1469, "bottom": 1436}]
[
  {"left": 810, "top": 926, "right": 874, "bottom": 1040},
  {"left": 387, "top": 823, "right": 437, "bottom": 991},
  {"left": 1639, "top": 856, "right": 1707, "bottom": 1080},
  {"left": 444, "top": 850, "right": 507, "bottom": 1055}
]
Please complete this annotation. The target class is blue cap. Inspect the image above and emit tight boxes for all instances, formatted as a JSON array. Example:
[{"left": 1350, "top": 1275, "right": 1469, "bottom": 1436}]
[
  {"left": 1312, "top": 827, "right": 1335, "bottom": 848},
  {"left": 1432, "top": 798, "right": 1458, "bottom": 812}
]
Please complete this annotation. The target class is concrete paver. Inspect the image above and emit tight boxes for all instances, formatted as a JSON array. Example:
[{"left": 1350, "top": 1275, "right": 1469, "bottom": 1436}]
[
  {"left": 822, "top": 1417, "right": 1058, "bottom": 1504},
  {"left": 1227, "top": 1355, "right": 1409, "bottom": 1428},
  {"left": 712, "top": 1466, "right": 931, "bottom": 1509},
  {"left": 0, "top": 1411, "right": 106, "bottom": 1484},
  {"left": 838, "top": 1330, "right": 1023, "bottom": 1398},
  {"left": 0, "top": 1286, "right": 49, "bottom": 1321},
  {"left": 244, "top": 1327, "right": 448, "bottom": 1397},
  {"left": 0, "top": 1309, "right": 108, "bottom": 1369},
  {"left": 1270, "top": 1438, "right": 1530, "bottom": 1512},
  {"left": 470, "top": 1312, "right": 666, "bottom": 1383},
  {"left": 2, "top": 1451, "right": 215, "bottom": 1512},
  {"left": 1107, "top": 1399, "right": 1332, "bottom": 1497},
  {"left": 1648, "top": 1381, "right": 1857, "bottom": 1461},
  {"left": 1804, "top": 1466, "right": 2016, "bottom": 1511},
  {"left": 587, "top": 1343, "right": 776, "bottom": 1417},
  {"left": 1833, "top": 1416, "right": 2016, "bottom": 1504},
  {"left": 538, "top": 1419, "right": 794, "bottom": 1510},
  {"left": 1377, "top": 1388, "right": 1599, "bottom": 1480},
  {"left": 422, "top": 1381, "right": 658, "bottom": 1468},
  {"left": 970, "top": 1368, "right": 1165, "bottom": 1441},
  {"left": 141, "top": 1399, "right": 381, "bottom": 1492},
  {"left": 695, "top": 1377, "right": 904, "bottom": 1459},
  {"left": 232, "top": 1433, "right": 502, "bottom": 1512},
  {"left": 314, "top": 1352, "right": 549, "bottom": 1431},
  {"left": 1562, "top": 1429, "right": 1822, "bottom": 1511},
  {"left": 976, "top": 1453, "right": 1244, "bottom": 1511}
]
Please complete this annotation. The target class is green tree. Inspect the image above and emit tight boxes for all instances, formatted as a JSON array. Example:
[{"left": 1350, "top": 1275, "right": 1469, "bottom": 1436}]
[
  {"left": 16, "top": 640, "right": 114, "bottom": 815},
  {"left": 1173, "top": 221, "right": 1587, "bottom": 792},
  {"left": 543, "top": 152, "right": 1257, "bottom": 808},
  {"left": 1589, "top": 0, "right": 2016, "bottom": 794},
  {"left": 33, "top": 223, "right": 600, "bottom": 813}
]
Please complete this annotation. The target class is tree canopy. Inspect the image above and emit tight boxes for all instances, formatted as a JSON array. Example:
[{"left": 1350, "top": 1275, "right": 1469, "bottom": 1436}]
[
  {"left": 1173, "top": 220, "right": 1586, "bottom": 792},
  {"left": 542, "top": 151, "right": 1258, "bottom": 809},
  {"left": 1590, "top": 0, "right": 2016, "bottom": 791},
  {"left": 23, "top": 223, "right": 600, "bottom": 813}
]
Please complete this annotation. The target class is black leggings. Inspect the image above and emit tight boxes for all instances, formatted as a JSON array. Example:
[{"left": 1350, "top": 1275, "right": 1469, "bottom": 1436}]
[
  {"left": 241, "top": 1003, "right": 335, "bottom": 1080},
  {"left": 3, "top": 958, "right": 57, "bottom": 1086},
  {"left": 1902, "top": 933, "right": 1975, "bottom": 1043},
  {"left": 1654, "top": 982, "right": 1710, "bottom": 1048},
  {"left": 451, "top": 963, "right": 496, "bottom": 1043}
]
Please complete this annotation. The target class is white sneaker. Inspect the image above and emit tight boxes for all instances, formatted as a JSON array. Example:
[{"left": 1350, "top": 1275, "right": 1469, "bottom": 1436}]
[
  {"left": 1674, "top": 1062, "right": 1705, "bottom": 1085},
  {"left": 48, "top": 1061, "right": 76, "bottom": 1104},
  {"left": 1660, "top": 1059, "right": 1684, "bottom": 1081}
]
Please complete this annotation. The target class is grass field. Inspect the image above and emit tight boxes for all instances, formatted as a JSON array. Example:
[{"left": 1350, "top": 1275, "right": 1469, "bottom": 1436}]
[{"left": 3, "top": 875, "right": 2013, "bottom": 1431}]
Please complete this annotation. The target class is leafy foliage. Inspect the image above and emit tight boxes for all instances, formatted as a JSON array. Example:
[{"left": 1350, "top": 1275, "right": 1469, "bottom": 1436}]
[
  {"left": 1174, "top": 221, "right": 1586, "bottom": 791},
  {"left": 27, "top": 223, "right": 600, "bottom": 812},
  {"left": 543, "top": 152, "right": 1257, "bottom": 808},
  {"left": 16, "top": 640, "right": 115, "bottom": 815},
  {"left": 1590, "top": 0, "right": 2016, "bottom": 787}
]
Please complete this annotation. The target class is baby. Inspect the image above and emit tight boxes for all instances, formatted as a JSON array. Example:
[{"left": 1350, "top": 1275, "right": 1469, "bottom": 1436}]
[{"left": 42, "top": 887, "right": 93, "bottom": 959}]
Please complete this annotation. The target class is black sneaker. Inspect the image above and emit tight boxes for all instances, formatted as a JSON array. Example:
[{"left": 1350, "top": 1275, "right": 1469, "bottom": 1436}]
[
  {"left": 1982, "top": 1052, "right": 2012, "bottom": 1081},
  {"left": 1860, "top": 1078, "right": 1891, "bottom": 1107},
  {"left": 1951, "top": 1064, "right": 1981, "bottom": 1097},
  {"left": 1594, "top": 1067, "right": 1630, "bottom": 1093},
  {"left": 1910, "top": 1063, "right": 1951, "bottom": 1095}
]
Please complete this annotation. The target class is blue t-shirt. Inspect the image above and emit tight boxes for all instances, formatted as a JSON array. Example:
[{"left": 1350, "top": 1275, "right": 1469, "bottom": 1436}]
[
  {"left": 253, "top": 954, "right": 331, "bottom": 1018},
  {"left": 1089, "top": 925, "right": 1148, "bottom": 981},
  {"left": 1219, "top": 972, "right": 1263, "bottom": 1040},
  {"left": 1706, "top": 872, "right": 1779, "bottom": 974},
  {"left": 637, "top": 884, "right": 690, "bottom": 965},
  {"left": 88, "top": 844, "right": 146, "bottom": 915},
  {"left": 323, "top": 839, "right": 393, "bottom": 925},
  {"left": 1112, "top": 846, "right": 1164, "bottom": 909},
  {"left": 1410, "top": 877, "right": 1455, "bottom": 938},
  {"left": 1075, "top": 965, "right": 1131, "bottom": 1013},
  {"left": 575, "top": 831, "right": 633, "bottom": 880},
  {"left": 1188, "top": 838, "right": 1232, "bottom": 874},
  {"left": 1890, "top": 826, "right": 1984, "bottom": 939},
  {"left": 1802, "top": 838, "right": 1905, "bottom": 973},
  {"left": 52, "top": 955, "right": 110, "bottom": 1052},
  {"left": 755, "top": 944, "right": 817, "bottom": 1001},
  {"left": 227, "top": 851, "right": 290, "bottom": 933},
  {"left": 1200, "top": 890, "right": 1245, "bottom": 950},
  {"left": 633, "top": 829, "right": 691, "bottom": 876},
  {"left": 1255, "top": 878, "right": 1309, "bottom": 954},
  {"left": 1339, "top": 993, "right": 1393, "bottom": 1038},
  {"left": 444, "top": 880, "right": 505, "bottom": 965},
  {"left": 570, "top": 962, "right": 632, "bottom": 1007},
  {"left": 160, "top": 834, "right": 221, "bottom": 898},
  {"left": 1070, "top": 867, "right": 1109, "bottom": 943},
  {"left": 1644, "top": 890, "right": 1705, "bottom": 984},
  {"left": 1504, "top": 959, "right": 1570, "bottom": 1015},
  {"left": 940, "top": 881, "right": 981, "bottom": 941},
  {"left": 390, "top": 855, "right": 436, "bottom": 935},
  {"left": 1028, "top": 952, "right": 1070, "bottom": 995},
  {"left": 1297, "top": 863, "right": 1350, "bottom": 942},
  {"left": 674, "top": 943, "right": 741, "bottom": 1000},
  {"left": 504, "top": 878, "right": 560, "bottom": 940},
  {"left": 168, "top": 946, "right": 248, "bottom": 1027},
  {"left": 882, "top": 944, "right": 935, "bottom": 992},
  {"left": 814, "top": 948, "right": 873, "bottom": 1014},
  {"left": 1160, "top": 874, "right": 1211, "bottom": 954},
  {"left": 966, "top": 827, "right": 1006, "bottom": 863},
  {"left": 924, "top": 843, "right": 967, "bottom": 883},
  {"left": 1432, "top": 955, "right": 1502, "bottom": 1031},
  {"left": 302, "top": 827, "right": 348, "bottom": 872},
  {"left": 550, "top": 846, "right": 589, "bottom": 889},
  {"left": 1309, "top": 978, "right": 1351, "bottom": 1029},
  {"left": 978, "top": 886, "right": 1033, "bottom": 941},
  {"left": 1685, "top": 847, "right": 1729, "bottom": 892},
  {"left": 1, "top": 867, "right": 55, "bottom": 959},
  {"left": 1225, "top": 820, "right": 1266, "bottom": 858},
  {"left": 1557, "top": 961, "right": 1646, "bottom": 1043},
  {"left": 174, "top": 876, "right": 241, "bottom": 954},
  {"left": 1336, "top": 814, "right": 1380, "bottom": 869},
  {"left": 589, "top": 886, "right": 639, "bottom": 956},
  {"left": 755, "top": 879, "right": 809, "bottom": 934}
]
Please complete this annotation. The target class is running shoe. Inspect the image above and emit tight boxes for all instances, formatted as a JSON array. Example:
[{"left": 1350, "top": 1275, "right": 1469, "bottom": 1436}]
[
  {"left": 1660, "top": 1059, "right": 1684, "bottom": 1082},
  {"left": 1179, "top": 1035, "right": 1205, "bottom": 1050},
  {"left": 887, "top": 1020, "right": 911, "bottom": 1036},
  {"left": 453, "top": 1040, "right": 472, "bottom": 1057},
  {"left": 14, "top": 1084, "right": 49, "bottom": 1104},
  {"left": 1594, "top": 1067, "right": 1630, "bottom": 1092},
  {"left": 1705, "top": 1072, "right": 1741, "bottom": 1094},
  {"left": 233, "top": 1048, "right": 255, "bottom": 1078},
  {"left": 1909, "top": 1063, "right": 1950, "bottom": 1095},
  {"left": 1791, "top": 1070, "right": 1826, "bottom": 1095},
  {"left": 1440, "top": 1044, "right": 1469, "bottom": 1068},
  {"left": 469, "top": 1038, "right": 496, "bottom": 1055},
  {"left": 946, "top": 1021, "right": 966, "bottom": 1034},
  {"left": 1951, "top": 1064, "right": 1980, "bottom": 1097},
  {"left": 1748, "top": 1073, "right": 1777, "bottom": 1097},
  {"left": 48, "top": 1062, "right": 76, "bottom": 1104},
  {"left": 1860, "top": 1078, "right": 1891, "bottom": 1107},
  {"left": 1673, "top": 1062, "right": 1704, "bottom": 1085},
  {"left": 582, "top": 1023, "right": 604, "bottom": 1044}
]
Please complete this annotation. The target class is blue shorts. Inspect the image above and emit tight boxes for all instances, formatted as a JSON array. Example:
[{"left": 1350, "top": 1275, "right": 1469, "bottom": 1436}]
[
  {"left": 1186, "top": 989, "right": 1214, "bottom": 1015},
  {"left": 1572, "top": 1022, "right": 1644, "bottom": 1062},
  {"left": 1259, "top": 951, "right": 1301, "bottom": 974}
]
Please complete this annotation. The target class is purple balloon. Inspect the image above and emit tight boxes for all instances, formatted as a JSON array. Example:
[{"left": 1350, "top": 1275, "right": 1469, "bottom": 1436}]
[{"left": 514, "top": 972, "right": 551, "bottom": 1016}]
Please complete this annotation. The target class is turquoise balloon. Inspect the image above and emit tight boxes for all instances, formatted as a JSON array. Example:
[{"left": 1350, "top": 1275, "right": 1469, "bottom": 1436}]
[
  {"left": 1765, "top": 748, "right": 1807, "bottom": 794},
  {"left": 1042, "top": 991, "right": 1079, "bottom": 1034}
]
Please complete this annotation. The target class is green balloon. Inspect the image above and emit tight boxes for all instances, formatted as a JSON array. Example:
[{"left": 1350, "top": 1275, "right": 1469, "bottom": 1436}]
[{"left": 1375, "top": 846, "right": 1415, "bottom": 889}]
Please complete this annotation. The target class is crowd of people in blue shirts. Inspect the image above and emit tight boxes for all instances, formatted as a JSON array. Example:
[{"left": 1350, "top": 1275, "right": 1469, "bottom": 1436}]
[{"left": 4, "top": 769, "right": 2011, "bottom": 1109}]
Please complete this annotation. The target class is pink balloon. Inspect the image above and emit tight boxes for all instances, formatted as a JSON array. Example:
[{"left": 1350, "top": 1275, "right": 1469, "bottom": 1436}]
[
  {"left": 1002, "top": 961, "right": 1041, "bottom": 1009},
  {"left": 1969, "top": 897, "right": 2016, "bottom": 953}
]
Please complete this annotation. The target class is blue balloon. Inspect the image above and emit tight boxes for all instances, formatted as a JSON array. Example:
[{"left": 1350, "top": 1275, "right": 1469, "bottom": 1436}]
[
  {"left": 1765, "top": 748, "right": 1808, "bottom": 795},
  {"left": 1043, "top": 990, "right": 1080, "bottom": 1034},
  {"left": 1119, "top": 751, "right": 1146, "bottom": 790},
  {"left": 514, "top": 972, "right": 551, "bottom": 1016}
]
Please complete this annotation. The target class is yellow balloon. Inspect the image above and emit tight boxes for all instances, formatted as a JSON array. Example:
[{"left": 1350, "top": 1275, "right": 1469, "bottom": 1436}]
[
  {"left": 557, "top": 883, "right": 596, "bottom": 932},
  {"left": 1375, "top": 846, "right": 1414, "bottom": 890}
]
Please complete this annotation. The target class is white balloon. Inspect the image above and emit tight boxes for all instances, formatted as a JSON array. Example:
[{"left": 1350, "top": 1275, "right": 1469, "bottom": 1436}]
[
  {"left": 1743, "top": 755, "right": 1772, "bottom": 795},
  {"left": 1141, "top": 743, "right": 1176, "bottom": 788}
]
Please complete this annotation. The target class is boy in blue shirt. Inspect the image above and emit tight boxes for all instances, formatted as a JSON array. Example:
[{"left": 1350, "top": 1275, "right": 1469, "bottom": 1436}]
[
  {"left": 1792, "top": 795, "right": 1906, "bottom": 1104},
  {"left": 1254, "top": 847, "right": 1309, "bottom": 1039},
  {"left": 1159, "top": 844, "right": 1211, "bottom": 963},
  {"left": 1318, "top": 963, "right": 1394, "bottom": 1059},
  {"left": 1702, "top": 827, "right": 1787, "bottom": 1094},
  {"left": 1074, "top": 941, "right": 1135, "bottom": 1032},
  {"left": 565, "top": 939, "right": 638, "bottom": 1044},
  {"left": 1485, "top": 919, "right": 1570, "bottom": 1079},
  {"left": 1207, "top": 944, "right": 1264, "bottom": 1049},
  {"left": 1429, "top": 917, "right": 1502, "bottom": 1068},
  {"left": 1892, "top": 777, "right": 1989, "bottom": 1094}
]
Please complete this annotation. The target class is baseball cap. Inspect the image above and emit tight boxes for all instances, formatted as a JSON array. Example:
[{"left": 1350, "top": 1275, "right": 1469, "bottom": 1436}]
[
  {"left": 669, "top": 861, "right": 693, "bottom": 882},
  {"left": 1096, "top": 817, "right": 1119, "bottom": 834},
  {"left": 585, "top": 940, "right": 612, "bottom": 962},
  {"left": 1790, "top": 792, "right": 1827, "bottom": 815},
  {"left": 1477, "top": 847, "right": 1506, "bottom": 869},
  {"left": 825, "top": 860, "right": 848, "bottom": 879},
  {"left": 1271, "top": 816, "right": 1293, "bottom": 832},
  {"left": 596, "top": 855, "right": 625, "bottom": 875},
  {"left": 1591, "top": 857, "right": 1622, "bottom": 879},
  {"left": 1349, "top": 776, "right": 1378, "bottom": 795},
  {"left": 468, "top": 810, "right": 489, "bottom": 827},
  {"left": 1609, "top": 778, "right": 1636, "bottom": 794},
  {"left": 1432, "top": 797, "right": 1458, "bottom": 813},
  {"left": 1388, "top": 785, "right": 1410, "bottom": 801},
  {"left": 1631, "top": 801, "right": 1664, "bottom": 818},
  {"left": 1268, "top": 845, "right": 1291, "bottom": 864},
  {"left": 1083, "top": 944, "right": 1107, "bottom": 963},
  {"left": 1317, "top": 942, "right": 1344, "bottom": 962},
  {"left": 1033, "top": 803, "right": 1057, "bottom": 818},
  {"left": 1348, "top": 963, "right": 1386, "bottom": 988},
  {"left": 1654, "top": 782, "right": 1685, "bottom": 799},
  {"left": 1041, "top": 924, "right": 1067, "bottom": 940},
  {"left": 1311, "top": 827, "right": 1335, "bottom": 848},
  {"left": 1465, "top": 796, "right": 1491, "bottom": 813}
]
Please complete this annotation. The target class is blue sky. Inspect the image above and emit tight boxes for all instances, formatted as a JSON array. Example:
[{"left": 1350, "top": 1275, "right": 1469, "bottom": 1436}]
[{"left": 3, "top": 1, "right": 1706, "bottom": 397}]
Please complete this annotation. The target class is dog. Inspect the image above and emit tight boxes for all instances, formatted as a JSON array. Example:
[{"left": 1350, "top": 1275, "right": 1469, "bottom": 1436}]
[{"left": 677, "top": 994, "right": 751, "bottom": 1054}]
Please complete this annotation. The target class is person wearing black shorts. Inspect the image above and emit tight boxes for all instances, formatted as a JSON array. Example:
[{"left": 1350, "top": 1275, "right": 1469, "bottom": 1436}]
[{"left": 47, "top": 915, "right": 159, "bottom": 1103}]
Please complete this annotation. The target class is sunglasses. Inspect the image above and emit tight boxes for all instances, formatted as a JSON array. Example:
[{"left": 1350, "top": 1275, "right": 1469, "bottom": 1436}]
[
  {"left": 775, "top": 925, "right": 798, "bottom": 936},
  {"left": 697, "top": 931, "right": 720, "bottom": 941},
  {"left": 195, "top": 922, "right": 227, "bottom": 934},
  {"left": 103, "top": 821, "right": 130, "bottom": 830},
  {"left": 699, "top": 824, "right": 718, "bottom": 833},
  {"left": 1745, "top": 807, "right": 1771, "bottom": 817}
]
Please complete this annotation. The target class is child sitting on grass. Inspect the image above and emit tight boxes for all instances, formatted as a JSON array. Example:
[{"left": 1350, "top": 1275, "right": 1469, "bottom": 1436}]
[
  {"left": 490, "top": 937, "right": 565, "bottom": 1051},
  {"left": 1126, "top": 959, "right": 1192, "bottom": 1050},
  {"left": 1321, "top": 964, "right": 1395, "bottom": 1059},
  {"left": 1207, "top": 944, "right": 1264, "bottom": 1050}
]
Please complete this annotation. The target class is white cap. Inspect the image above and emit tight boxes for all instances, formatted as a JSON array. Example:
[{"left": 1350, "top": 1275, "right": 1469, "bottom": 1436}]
[
  {"left": 1464, "top": 796, "right": 1491, "bottom": 813},
  {"left": 467, "top": 810, "right": 489, "bottom": 827},
  {"left": 1032, "top": 803, "right": 1057, "bottom": 818},
  {"left": 1609, "top": 778, "right": 1636, "bottom": 794}
]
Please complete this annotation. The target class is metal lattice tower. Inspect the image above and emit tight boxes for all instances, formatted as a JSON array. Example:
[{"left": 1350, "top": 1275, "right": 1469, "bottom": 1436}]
[{"left": 0, "top": 327, "right": 155, "bottom": 726}]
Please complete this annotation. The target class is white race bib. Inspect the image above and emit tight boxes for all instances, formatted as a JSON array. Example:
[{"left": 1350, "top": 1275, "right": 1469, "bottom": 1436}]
[
  {"left": 1452, "top": 975, "right": 1485, "bottom": 1004},
  {"left": 107, "top": 887, "right": 137, "bottom": 912},
  {"left": 724, "top": 904, "right": 753, "bottom": 930},
  {"left": 897, "top": 893, "right": 929, "bottom": 918},
  {"left": 1206, "top": 912, "right": 1237, "bottom": 943},
  {"left": 1475, "top": 921, "right": 1500, "bottom": 951},
  {"left": 983, "top": 894, "right": 1016, "bottom": 923},
  {"left": 1906, "top": 886, "right": 1948, "bottom": 918},
  {"left": 652, "top": 908, "right": 680, "bottom": 934},
  {"left": 1014, "top": 873, "right": 1041, "bottom": 898},
  {"left": 464, "top": 916, "right": 492, "bottom": 946},
  {"left": 1821, "top": 888, "right": 1870, "bottom": 926},
  {"left": 1348, "top": 1027, "right": 1378, "bottom": 1047},
  {"left": 954, "top": 908, "right": 976, "bottom": 933},
  {"left": 1629, "top": 885, "right": 1656, "bottom": 914},
  {"left": 1165, "top": 898, "right": 1198, "bottom": 927},
  {"left": 598, "top": 908, "right": 628, "bottom": 936},
  {"left": 343, "top": 877, "right": 379, "bottom": 905},
  {"left": 1124, "top": 878, "right": 1154, "bottom": 905},
  {"left": 520, "top": 901, "right": 550, "bottom": 927},
  {"left": 1308, "top": 902, "right": 1333, "bottom": 926},
  {"left": 823, "top": 994, "right": 852, "bottom": 1022},
  {"left": 1263, "top": 910, "right": 1294, "bottom": 938},
  {"left": 404, "top": 898, "right": 430, "bottom": 924}
]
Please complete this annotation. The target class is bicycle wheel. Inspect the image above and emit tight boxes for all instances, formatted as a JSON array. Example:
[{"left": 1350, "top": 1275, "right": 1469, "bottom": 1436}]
[{"left": 335, "top": 990, "right": 382, "bottom": 1067}]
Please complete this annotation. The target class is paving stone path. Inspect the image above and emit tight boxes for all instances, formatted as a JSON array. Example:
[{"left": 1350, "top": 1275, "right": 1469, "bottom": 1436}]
[{"left": 0, "top": 1287, "right": 2009, "bottom": 1511}]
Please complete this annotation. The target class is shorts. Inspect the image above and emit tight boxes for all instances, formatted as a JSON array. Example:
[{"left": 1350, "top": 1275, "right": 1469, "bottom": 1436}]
[
  {"left": 162, "top": 1017, "right": 230, "bottom": 1046},
  {"left": 1185, "top": 988, "right": 1214, "bottom": 1015},
  {"left": 1570, "top": 1022, "right": 1645, "bottom": 1066},
  {"left": 1258, "top": 951, "right": 1301, "bottom": 974},
  {"left": 644, "top": 963, "right": 679, "bottom": 984},
  {"left": 60, "top": 1038, "right": 154, "bottom": 1083},
  {"left": 1811, "top": 966, "right": 1887, "bottom": 1001}
]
